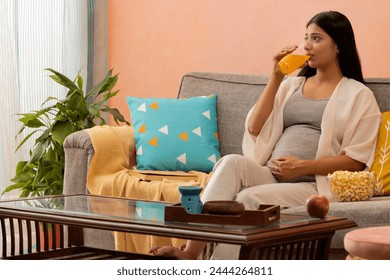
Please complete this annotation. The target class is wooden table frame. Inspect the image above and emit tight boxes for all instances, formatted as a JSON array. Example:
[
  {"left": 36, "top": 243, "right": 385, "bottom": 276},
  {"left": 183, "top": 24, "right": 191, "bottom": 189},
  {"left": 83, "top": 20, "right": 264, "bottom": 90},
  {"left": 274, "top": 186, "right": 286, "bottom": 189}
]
[{"left": 0, "top": 194, "right": 356, "bottom": 260}]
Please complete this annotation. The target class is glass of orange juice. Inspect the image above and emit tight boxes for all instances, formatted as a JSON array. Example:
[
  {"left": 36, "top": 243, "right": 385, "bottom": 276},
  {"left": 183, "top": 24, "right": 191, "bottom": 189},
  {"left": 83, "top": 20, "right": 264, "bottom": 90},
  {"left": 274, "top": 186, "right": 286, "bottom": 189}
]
[{"left": 278, "top": 46, "right": 310, "bottom": 75}]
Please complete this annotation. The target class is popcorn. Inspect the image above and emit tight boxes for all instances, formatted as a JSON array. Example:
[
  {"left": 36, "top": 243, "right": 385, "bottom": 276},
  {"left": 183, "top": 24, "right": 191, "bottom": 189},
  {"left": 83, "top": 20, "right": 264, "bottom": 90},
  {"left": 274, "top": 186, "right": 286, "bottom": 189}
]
[{"left": 327, "top": 171, "right": 375, "bottom": 202}]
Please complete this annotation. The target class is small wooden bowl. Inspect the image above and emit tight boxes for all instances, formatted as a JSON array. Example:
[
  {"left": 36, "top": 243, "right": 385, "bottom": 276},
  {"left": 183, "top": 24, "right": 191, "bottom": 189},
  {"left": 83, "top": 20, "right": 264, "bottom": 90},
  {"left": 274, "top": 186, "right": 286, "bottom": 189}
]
[{"left": 202, "top": 200, "right": 245, "bottom": 215}]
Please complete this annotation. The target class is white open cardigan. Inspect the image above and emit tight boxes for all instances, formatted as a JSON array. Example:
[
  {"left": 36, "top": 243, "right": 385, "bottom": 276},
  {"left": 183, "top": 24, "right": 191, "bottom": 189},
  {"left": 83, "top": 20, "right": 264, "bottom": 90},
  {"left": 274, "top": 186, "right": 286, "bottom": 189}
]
[{"left": 243, "top": 76, "right": 381, "bottom": 200}]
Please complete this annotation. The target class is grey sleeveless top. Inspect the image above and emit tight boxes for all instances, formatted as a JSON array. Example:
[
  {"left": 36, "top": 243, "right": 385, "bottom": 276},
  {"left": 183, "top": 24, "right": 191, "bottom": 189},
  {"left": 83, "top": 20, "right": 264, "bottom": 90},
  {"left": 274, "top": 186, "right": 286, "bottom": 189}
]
[{"left": 268, "top": 80, "right": 329, "bottom": 182}]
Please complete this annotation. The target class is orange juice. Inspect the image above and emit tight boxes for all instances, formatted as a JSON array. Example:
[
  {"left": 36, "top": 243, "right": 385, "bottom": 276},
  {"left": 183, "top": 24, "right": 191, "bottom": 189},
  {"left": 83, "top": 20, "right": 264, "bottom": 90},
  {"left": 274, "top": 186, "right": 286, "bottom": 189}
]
[{"left": 278, "top": 54, "right": 311, "bottom": 75}]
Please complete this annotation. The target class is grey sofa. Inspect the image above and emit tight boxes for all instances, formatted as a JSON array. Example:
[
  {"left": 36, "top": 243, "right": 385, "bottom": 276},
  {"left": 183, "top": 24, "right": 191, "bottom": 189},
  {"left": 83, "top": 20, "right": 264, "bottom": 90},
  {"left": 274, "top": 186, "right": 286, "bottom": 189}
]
[{"left": 63, "top": 72, "right": 390, "bottom": 259}]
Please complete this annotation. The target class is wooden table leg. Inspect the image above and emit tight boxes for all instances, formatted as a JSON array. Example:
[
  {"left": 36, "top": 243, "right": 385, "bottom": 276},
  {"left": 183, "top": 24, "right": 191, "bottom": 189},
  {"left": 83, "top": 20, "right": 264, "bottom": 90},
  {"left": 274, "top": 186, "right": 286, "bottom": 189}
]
[{"left": 67, "top": 226, "right": 84, "bottom": 247}]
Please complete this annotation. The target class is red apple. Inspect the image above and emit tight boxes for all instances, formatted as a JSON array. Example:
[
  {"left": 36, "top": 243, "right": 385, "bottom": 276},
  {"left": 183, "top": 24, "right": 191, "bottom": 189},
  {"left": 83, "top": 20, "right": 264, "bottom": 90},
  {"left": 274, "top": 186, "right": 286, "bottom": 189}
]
[{"left": 305, "top": 194, "right": 329, "bottom": 218}]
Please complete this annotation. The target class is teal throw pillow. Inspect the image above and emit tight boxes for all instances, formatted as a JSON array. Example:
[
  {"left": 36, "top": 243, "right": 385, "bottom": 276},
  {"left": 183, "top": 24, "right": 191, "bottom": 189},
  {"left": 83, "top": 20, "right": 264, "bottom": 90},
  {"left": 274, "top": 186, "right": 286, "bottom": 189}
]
[{"left": 126, "top": 94, "right": 220, "bottom": 172}]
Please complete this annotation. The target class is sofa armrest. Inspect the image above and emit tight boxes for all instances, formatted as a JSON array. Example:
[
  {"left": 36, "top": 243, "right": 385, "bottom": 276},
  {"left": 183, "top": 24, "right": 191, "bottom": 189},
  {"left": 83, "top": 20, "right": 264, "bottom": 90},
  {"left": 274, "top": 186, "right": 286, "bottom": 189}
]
[
  {"left": 63, "top": 130, "right": 116, "bottom": 250},
  {"left": 63, "top": 130, "right": 95, "bottom": 195}
]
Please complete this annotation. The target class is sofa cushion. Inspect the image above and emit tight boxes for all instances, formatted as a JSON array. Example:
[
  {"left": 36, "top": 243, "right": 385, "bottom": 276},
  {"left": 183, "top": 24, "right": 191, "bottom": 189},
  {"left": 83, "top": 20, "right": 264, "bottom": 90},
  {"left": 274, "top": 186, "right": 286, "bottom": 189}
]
[
  {"left": 126, "top": 94, "right": 220, "bottom": 172},
  {"left": 370, "top": 111, "right": 390, "bottom": 196},
  {"left": 366, "top": 79, "right": 390, "bottom": 113},
  {"left": 178, "top": 73, "right": 269, "bottom": 156}
]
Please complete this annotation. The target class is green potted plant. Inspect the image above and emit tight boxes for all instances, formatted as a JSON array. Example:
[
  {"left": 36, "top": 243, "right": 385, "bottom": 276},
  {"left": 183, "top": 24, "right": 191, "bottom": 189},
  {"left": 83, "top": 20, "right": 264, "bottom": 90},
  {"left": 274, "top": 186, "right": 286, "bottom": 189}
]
[{"left": 2, "top": 68, "right": 129, "bottom": 198}]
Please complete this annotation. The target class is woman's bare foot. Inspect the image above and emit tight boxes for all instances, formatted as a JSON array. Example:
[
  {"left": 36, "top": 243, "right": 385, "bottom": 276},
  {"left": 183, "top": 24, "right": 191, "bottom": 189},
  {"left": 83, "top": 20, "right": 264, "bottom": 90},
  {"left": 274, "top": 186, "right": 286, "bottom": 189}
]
[{"left": 149, "top": 245, "right": 198, "bottom": 259}]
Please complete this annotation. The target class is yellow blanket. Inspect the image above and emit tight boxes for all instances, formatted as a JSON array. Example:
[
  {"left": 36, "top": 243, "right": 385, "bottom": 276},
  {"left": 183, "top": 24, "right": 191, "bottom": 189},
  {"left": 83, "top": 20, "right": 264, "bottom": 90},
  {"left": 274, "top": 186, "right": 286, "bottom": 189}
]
[{"left": 85, "top": 125, "right": 211, "bottom": 254}]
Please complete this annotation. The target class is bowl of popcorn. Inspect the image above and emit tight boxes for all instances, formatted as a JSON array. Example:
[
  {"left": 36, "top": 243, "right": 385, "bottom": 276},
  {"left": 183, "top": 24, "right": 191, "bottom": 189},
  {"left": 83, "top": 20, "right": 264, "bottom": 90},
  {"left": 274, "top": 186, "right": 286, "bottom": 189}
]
[{"left": 327, "top": 171, "right": 375, "bottom": 202}]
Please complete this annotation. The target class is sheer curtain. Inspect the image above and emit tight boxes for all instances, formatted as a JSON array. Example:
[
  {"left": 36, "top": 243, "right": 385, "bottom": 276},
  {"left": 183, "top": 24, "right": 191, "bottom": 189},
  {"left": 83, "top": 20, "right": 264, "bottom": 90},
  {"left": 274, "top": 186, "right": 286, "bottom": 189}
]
[{"left": 0, "top": 0, "right": 106, "bottom": 199}]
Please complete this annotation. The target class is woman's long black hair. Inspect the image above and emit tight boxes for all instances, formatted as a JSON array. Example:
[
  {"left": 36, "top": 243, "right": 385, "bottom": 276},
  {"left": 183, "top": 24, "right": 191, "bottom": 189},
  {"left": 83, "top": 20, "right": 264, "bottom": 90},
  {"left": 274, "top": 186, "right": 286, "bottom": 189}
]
[{"left": 298, "top": 11, "right": 364, "bottom": 83}]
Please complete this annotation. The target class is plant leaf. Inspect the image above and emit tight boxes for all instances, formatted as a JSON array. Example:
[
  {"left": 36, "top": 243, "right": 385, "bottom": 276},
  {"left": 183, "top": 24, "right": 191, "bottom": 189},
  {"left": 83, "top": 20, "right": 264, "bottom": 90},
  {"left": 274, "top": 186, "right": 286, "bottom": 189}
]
[
  {"left": 15, "top": 130, "right": 40, "bottom": 152},
  {"left": 85, "top": 69, "right": 113, "bottom": 98},
  {"left": 102, "top": 106, "right": 130, "bottom": 125},
  {"left": 41, "top": 96, "right": 60, "bottom": 107},
  {"left": 45, "top": 68, "right": 78, "bottom": 91},
  {"left": 18, "top": 113, "right": 45, "bottom": 128},
  {"left": 64, "top": 90, "right": 87, "bottom": 116},
  {"left": 76, "top": 73, "right": 83, "bottom": 89},
  {"left": 35, "top": 128, "right": 51, "bottom": 143},
  {"left": 28, "top": 138, "right": 51, "bottom": 165},
  {"left": 52, "top": 121, "right": 75, "bottom": 145},
  {"left": 99, "top": 74, "right": 119, "bottom": 94}
]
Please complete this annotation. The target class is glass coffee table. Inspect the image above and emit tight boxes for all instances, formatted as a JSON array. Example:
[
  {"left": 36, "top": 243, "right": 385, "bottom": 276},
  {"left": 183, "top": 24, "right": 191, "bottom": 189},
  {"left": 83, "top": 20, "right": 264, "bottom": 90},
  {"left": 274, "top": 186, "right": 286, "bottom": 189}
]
[{"left": 0, "top": 194, "right": 356, "bottom": 260}]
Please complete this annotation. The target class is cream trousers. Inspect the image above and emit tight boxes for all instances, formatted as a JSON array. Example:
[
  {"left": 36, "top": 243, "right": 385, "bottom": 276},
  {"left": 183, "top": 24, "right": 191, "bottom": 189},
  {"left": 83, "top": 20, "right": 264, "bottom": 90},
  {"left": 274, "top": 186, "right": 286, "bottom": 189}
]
[{"left": 201, "top": 154, "right": 318, "bottom": 259}]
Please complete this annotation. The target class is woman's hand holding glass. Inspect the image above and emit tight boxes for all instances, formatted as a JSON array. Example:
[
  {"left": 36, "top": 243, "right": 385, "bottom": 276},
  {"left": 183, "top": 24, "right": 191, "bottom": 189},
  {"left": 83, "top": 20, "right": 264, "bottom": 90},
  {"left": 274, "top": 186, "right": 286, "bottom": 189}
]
[
  {"left": 272, "top": 45, "right": 298, "bottom": 74},
  {"left": 274, "top": 44, "right": 311, "bottom": 75}
]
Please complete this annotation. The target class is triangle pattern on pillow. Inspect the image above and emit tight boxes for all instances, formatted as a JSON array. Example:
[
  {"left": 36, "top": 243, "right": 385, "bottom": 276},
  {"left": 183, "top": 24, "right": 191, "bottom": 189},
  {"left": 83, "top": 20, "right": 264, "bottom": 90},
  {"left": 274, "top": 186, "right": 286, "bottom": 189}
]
[
  {"left": 202, "top": 110, "right": 211, "bottom": 120},
  {"left": 137, "top": 103, "right": 146, "bottom": 112},
  {"left": 192, "top": 127, "right": 201, "bottom": 137},
  {"left": 177, "top": 153, "right": 186, "bottom": 164},
  {"left": 159, "top": 125, "right": 168, "bottom": 135},
  {"left": 179, "top": 132, "right": 188, "bottom": 141}
]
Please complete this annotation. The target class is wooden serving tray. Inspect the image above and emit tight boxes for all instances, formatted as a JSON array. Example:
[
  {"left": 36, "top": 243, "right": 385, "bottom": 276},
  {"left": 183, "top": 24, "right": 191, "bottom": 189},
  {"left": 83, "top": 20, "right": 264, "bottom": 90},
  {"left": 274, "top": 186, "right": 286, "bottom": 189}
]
[{"left": 164, "top": 204, "right": 280, "bottom": 226}]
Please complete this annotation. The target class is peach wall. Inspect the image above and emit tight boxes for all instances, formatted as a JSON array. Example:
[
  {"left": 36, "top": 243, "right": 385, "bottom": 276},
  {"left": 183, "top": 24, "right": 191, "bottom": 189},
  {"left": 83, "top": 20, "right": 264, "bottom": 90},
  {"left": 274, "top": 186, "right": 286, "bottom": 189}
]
[{"left": 107, "top": 0, "right": 390, "bottom": 123}]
